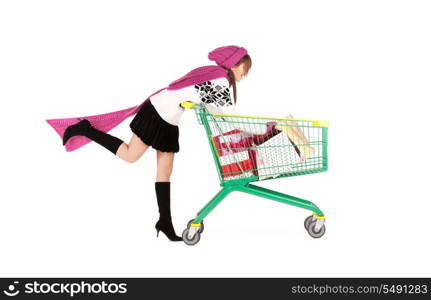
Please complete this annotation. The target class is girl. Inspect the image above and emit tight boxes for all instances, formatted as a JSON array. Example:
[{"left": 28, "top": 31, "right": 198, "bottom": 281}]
[{"left": 48, "top": 46, "right": 252, "bottom": 241}]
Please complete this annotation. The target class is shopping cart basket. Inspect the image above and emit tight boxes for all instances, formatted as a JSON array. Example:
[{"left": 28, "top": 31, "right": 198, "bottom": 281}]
[{"left": 180, "top": 101, "right": 329, "bottom": 245}]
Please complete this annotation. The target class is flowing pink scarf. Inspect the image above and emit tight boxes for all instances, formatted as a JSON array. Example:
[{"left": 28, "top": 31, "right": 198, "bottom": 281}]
[{"left": 46, "top": 65, "right": 229, "bottom": 152}]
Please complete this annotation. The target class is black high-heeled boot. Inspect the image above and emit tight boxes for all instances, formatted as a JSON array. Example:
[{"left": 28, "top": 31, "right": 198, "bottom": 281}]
[
  {"left": 155, "top": 182, "right": 182, "bottom": 241},
  {"left": 62, "top": 119, "right": 124, "bottom": 154},
  {"left": 63, "top": 119, "right": 91, "bottom": 145}
]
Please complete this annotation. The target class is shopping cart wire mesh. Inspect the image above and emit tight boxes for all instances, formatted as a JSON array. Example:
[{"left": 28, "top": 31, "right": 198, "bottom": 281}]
[{"left": 189, "top": 103, "right": 328, "bottom": 185}]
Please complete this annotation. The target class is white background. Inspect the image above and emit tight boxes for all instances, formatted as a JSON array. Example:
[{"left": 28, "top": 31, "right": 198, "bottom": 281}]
[{"left": 1, "top": 0, "right": 430, "bottom": 277}]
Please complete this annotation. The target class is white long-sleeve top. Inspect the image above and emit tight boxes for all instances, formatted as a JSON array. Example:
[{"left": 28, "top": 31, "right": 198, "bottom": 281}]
[
  {"left": 150, "top": 77, "right": 235, "bottom": 125},
  {"left": 150, "top": 77, "right": 268, "bottom": 134}
]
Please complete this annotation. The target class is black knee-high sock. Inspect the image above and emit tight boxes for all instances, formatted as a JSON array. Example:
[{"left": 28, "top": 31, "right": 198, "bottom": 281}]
[{"left": 86, "top": 126, "right": 124, "bottom": 155}]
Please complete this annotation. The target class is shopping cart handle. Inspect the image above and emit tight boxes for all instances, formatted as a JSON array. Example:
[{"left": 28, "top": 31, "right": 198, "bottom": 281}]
[{"left": 180, "top": 101, "right": 196, "bottom": 109}]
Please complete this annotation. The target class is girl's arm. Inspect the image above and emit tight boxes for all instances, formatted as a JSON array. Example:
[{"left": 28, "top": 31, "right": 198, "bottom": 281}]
[{"left": 194, "top": 79, "right": 270, "bottom": 135}]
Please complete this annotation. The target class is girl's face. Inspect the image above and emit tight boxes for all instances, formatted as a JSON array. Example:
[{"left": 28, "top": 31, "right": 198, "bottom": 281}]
[{"left": 231, "top": 63, "right": 246, "bottom": 82}]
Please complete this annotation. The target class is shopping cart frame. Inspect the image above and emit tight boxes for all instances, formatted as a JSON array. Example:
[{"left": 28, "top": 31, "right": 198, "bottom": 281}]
[{"left": 180, "top": 101, "right": 329, "bottom": 245}]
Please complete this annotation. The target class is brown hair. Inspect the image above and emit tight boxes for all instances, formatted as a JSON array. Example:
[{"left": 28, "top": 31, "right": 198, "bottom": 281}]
[{"left": 226, "top": 54, "right": 252, "bottom": 104}]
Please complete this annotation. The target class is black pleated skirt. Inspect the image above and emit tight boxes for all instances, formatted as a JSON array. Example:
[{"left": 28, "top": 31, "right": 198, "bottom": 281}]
[{"left": 130, "top": 99, "right": 179, "bottom": 153}]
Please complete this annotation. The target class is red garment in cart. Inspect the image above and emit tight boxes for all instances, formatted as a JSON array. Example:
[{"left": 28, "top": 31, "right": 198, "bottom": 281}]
[{"left": 213, "top": 129, "right": 258, "bottom": 178}]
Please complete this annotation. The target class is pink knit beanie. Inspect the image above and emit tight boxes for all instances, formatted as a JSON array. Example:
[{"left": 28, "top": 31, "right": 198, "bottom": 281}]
[{"left": 208, "top": 45, "right": 248, "bottom": 68}]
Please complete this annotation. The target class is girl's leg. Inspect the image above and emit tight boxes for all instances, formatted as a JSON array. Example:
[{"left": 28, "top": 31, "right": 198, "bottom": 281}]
[
  {"left": 116, "top": 134, "right": 150, "bottom": 163},
  {"left": 156, "top": 151, "right": 174, "bottom": 181},
  {"left": 154, "top": 151, "right": 182, "bottom": 241},
  {"left": 62, "top": 120, "right": 149, "bottom": 162}
]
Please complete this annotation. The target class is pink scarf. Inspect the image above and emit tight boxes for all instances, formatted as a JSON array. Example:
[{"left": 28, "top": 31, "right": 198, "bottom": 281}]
[{"left": 46, "top": 65, "right": 229, "bottom": 152}]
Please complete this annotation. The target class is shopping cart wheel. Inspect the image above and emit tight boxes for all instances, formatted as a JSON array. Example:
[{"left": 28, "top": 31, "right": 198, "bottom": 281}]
[
  {"left": 187, "top": 219, "right": 204, "bottom": 233},
  {"left": 304, "top": 215, "right": 314, "bottom": 230},
  {"left": 307, "top": 221, "right": 326, "bottom": 238},
  {"left": 182, "top": 228, "right": 201, "bottom": 246}
]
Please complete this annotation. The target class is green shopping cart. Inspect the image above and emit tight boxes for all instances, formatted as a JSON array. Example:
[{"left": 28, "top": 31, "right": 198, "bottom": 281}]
[{"left": 180, "top": 101, "right": 329, "bottom": 245}]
